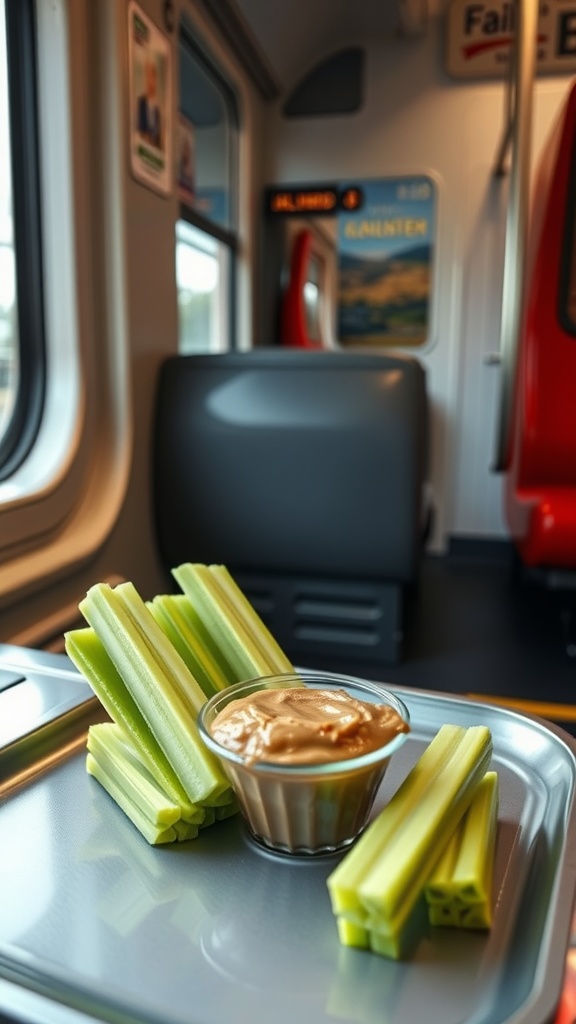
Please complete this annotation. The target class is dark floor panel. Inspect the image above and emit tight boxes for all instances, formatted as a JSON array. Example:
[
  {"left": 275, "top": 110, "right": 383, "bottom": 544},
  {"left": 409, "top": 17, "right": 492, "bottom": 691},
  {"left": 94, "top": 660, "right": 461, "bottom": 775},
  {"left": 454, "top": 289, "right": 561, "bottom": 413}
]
[{"left": 302, "top": 550, "right": 576, "bottom": 736}]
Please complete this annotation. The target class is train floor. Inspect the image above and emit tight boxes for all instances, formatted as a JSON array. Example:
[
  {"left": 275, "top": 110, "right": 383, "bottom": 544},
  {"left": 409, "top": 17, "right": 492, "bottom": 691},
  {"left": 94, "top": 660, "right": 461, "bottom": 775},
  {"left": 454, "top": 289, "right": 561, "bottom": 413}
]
[{"left": 309, "top": 541, "right": 576, "bottom": 738}]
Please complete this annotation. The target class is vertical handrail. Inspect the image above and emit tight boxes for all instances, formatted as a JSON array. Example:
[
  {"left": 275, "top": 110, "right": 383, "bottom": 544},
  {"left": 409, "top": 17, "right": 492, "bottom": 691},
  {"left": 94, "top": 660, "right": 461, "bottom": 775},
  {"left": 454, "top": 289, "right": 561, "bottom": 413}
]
[{"left": 493, "top": 0, "right": 538, "bottom": 472}]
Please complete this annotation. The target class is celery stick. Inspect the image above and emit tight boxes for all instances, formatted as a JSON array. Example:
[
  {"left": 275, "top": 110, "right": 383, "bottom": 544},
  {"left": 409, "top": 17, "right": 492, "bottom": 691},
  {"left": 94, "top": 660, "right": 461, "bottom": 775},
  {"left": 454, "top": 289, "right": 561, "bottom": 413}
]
[
  {"left": 357, "top": 726, "right": 492, "bottom": 921},
  {"left": 450, "top": 770, "right": 498, "bottom": 906},
  {"left": 86, "top": 753, "right": 177, "bottom": 845},
  {"left": 459, "top": 905, "right": 492, "bottom": 929},
  {"left": 208, "top": 565, "right": 293, "bottom": 674},
  {"left": 426, "top": 771, "right": 498, "bottom": 929},
  {"left": 88, "top": 723, "right": 206, "bottom": 826},
  {"left": 428, "top": 904, "right": 462, "bottom": 927},
  {"left": 206, "top": 786, "right": 236, "bottom": 807},
  {"left": 327, "top": 725, "right": 465, "bottom": 919},
  {"left": 368, "top": 929, "right": 405, "bottom": 960},
  {"left": 171, "top": 593, "right": 235, "bottom": 681},
  {"left": 173, "top": 820, "right": 200, "bottom": 842},
  {"left": 423, "top": 827, "right": 461, "bottom": 904},
  {"left": 172, "top": 562, "right": 293, "bottom": 680},
  {"left": 340, "top": 899, "right": 429, "bottom": 960},
  {"left": 198, "top": 806, "right": 216, "bottom": 829},
  {"left": 215, "top": 798, "right": 239, "bottom": 821},
  {"left": 148, "top": 594, "right": 230, "bottom": 697},
  {"left": 115, "top": 581, "right": 207, "bottom": 714},
  {"left": 88, "top": 723, "right": 181, "bottom": 826},
  {"left": 65, "top": 627, "right": 195, "bottom": 811},
  {"left": 337, "top": 917, "right": 370, "bottom": 949},
  {"left": 80, "top": 583, "right": 229, "bottom": 804},
  {"left": 146, "top": 598, "right": 204, "bottom": 686}
]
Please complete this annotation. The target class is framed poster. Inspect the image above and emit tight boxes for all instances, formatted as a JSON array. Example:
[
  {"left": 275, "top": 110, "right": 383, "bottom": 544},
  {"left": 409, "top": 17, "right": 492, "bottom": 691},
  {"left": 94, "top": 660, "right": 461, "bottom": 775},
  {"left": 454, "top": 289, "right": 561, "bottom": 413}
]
[
  {"left": 336, "top": 176, "right": 436, "bottom": 348},
  {"left": 128, "top": 1, "right": 172, "bottom": 197}
]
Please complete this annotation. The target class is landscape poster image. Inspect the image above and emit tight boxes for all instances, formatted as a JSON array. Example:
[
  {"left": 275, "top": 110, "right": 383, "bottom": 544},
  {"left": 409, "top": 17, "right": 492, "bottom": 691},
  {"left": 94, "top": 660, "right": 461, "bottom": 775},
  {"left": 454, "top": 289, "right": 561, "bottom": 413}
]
[{"left": 337, "top": 176, "right": 436, "bottom": 348}]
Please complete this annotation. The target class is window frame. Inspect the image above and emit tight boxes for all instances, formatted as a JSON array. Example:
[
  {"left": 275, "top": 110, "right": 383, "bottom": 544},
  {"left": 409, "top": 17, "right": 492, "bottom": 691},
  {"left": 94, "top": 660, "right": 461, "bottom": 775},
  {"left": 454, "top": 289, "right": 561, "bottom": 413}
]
[
  {"left": 178, "top": 19, "right": 240, "bottom": 351},
  {"left": 0, "top": 0, "right": 133, "bottom": 609},
  {"left": 0, "top": 0, "right": 46, "bottom": 479}
]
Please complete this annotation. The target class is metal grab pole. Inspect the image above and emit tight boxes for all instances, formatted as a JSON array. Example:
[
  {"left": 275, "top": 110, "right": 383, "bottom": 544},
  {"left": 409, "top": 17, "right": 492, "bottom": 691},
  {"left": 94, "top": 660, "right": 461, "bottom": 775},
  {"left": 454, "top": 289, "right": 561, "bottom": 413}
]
[{"left": 493, "top": 0, "right": 538, "bottom": 472}]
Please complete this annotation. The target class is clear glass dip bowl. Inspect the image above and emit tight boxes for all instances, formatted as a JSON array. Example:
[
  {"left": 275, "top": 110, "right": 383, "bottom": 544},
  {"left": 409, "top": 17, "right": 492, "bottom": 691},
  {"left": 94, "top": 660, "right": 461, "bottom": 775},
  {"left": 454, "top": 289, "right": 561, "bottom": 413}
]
[{"left": 198, "top": 670, "right": 410, "bottom": 856}]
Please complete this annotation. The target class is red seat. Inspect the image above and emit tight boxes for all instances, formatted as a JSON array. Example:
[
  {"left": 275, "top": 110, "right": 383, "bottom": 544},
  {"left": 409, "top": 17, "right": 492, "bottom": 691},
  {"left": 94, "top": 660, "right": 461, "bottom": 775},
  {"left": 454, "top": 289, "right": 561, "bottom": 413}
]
[
  {"left": 506, "top": 79, "right": 576, "bottom": 567},
  {"left": 280, "top": 229, "right": 324, "bottom": 349}
]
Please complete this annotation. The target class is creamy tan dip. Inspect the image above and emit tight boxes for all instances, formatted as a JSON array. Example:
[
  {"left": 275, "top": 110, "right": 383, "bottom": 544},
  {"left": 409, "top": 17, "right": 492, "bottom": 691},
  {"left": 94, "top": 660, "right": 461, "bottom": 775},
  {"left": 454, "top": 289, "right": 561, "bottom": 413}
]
[{"left": 209, "top": 686, "right": 410, "bottom": 765}]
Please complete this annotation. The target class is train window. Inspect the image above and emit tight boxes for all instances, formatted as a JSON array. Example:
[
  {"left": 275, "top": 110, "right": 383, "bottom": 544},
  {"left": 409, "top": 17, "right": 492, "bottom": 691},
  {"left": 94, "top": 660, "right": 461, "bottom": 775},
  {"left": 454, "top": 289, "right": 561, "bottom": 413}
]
[
  {"left": 176, "top": 21, "right": 239, "bottom": 353},
  {"left": 176, "top": 220, "right": 231, "bottom": 353},
  {"left": 0, "top": 0, "right": 45, "bottom": 478},
  {"left": 178, "top": 23, "right": 238, "bottom": 234}
]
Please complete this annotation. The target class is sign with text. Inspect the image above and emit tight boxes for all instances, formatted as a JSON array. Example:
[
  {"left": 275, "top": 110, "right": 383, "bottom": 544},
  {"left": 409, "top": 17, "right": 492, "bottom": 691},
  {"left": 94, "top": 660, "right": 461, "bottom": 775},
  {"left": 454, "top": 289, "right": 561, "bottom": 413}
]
[
  {"left": 337, "top": 176, "right": 436, "bottom": 349},
  {"left": 447, "top": 0, "right": 576, "bottom": 78},
  {"left": 265, "top": 186, "right": 364, "bottom": 217}
]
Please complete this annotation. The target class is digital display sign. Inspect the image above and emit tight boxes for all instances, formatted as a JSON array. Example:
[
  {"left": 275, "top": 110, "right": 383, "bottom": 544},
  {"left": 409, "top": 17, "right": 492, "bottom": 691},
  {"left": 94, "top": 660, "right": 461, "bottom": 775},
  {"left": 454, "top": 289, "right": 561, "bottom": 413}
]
[{"left": 266, "top": 186, "right": 364, "bottom": 216}]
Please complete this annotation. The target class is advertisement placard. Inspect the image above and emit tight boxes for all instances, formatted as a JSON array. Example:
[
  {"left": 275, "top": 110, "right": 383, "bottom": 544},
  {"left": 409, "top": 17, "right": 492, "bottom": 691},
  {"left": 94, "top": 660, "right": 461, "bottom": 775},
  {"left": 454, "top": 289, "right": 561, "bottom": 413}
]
[
  {"left": 336, "top": 176, "right": 436, "bottom": 349},
  {"left": 128, "top": 1, "right": 172, "bottom": 197}
]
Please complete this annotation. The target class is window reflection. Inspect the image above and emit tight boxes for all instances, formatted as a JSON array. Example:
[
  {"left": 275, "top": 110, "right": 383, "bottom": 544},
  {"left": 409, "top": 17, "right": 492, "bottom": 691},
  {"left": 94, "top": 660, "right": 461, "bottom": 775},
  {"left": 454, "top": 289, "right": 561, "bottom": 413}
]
[{"left": 0, "top": 2, "right": 19, "bottom": 446}]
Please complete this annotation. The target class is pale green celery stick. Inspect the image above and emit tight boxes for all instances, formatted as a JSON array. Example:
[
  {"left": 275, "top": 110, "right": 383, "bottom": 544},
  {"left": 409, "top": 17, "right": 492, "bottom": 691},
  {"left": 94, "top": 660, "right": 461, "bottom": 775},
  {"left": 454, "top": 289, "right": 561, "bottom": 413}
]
[
  {"left": 358, "top": 726, "right": 492, "bottom": 921},
  {"left": 172, "top": 594, "right": 235, "bottom": 682},
  {"left": 88, "top": 723, "right": 205, "bottom": 825},
  {"left": 460, "top": 905, "right": 492, "bottom": 929},
  {"left": 172, "top": 563, "right": 292, "bottom": 681},
  {"left": 428, "top": 904, "right": 462, "bottom": 927},
  {"left": 368, "top": 929, "right": 405, "bottom": 960},
  {"left": 65, "top": 627, "right": 195, "bottom": 811},
  {"left": 146, "top": 599, "right": 205, "bottom": 687},
  {"left": 424, "top": 826, "right": 461, "bottom": 903},
  {"left": 367, "top": 896, "right": 430, "bottom": 960},
  {"left": 115, "top": 581, "right": 207, "bottom": 714},
  {"left": 215, "top": 798, "right": 239, "bottom": 821},
  {"left": 198, "top": 806, "right": 216, "bottom": 829},
  {"left": 337, "top": 917, "right": 370, "bottom": 949},
  {"left": 206, "top": 786, "right": 235, "bottom": 807},
  {"left": 450, "top": 770, "right": 498, "bottom": 907},
  {"left": 79, "top": 583, "right": 229, "bottom": 804},
  {"left": 427, "top": 902, "right": 491, "bottom": 928},
  {"left": 88, "top": 723, "right": 181, "bottom": 826},
  {"left": 172, "top": 819, "right": 200, "bottom": 842},
  {"left": 338, "top": 893, "right": 428, "bottom": 960},
  {"left": 208, "top": 565, "right": 294, "bottom": 674},
  {"left": 86, "top": 753, "right": 177, "bottom": 845},
  {"left": 327, "top": 725, "right": 465, "bottom": 919},
  {"left": 425, "top": 771, "right": 498, "bottom": 929},
  {"left": 148, "top": 595, "right": 229, "bottom": 697}
]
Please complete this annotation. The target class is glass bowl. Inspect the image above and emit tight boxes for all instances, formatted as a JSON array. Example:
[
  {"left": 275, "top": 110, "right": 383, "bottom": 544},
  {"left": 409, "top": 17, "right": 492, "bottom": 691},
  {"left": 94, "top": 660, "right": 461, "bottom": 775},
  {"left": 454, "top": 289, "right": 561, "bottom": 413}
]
[{"left": 198, "top": 670, "right": 410, "bottom": 856}]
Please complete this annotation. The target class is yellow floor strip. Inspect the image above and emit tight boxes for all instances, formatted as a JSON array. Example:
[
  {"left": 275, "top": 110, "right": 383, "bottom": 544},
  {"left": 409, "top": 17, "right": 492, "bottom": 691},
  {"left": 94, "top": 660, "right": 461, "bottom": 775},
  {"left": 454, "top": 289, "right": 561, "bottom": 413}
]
[{"left": 467, "top": 693, "right": 576, "bottom": 722}]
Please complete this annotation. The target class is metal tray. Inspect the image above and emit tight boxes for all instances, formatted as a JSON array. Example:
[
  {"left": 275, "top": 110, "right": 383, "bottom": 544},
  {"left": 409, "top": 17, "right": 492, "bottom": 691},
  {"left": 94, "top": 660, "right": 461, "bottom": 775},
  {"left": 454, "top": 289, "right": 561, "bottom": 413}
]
[{"left": 1, "top": 652, "right": 576, "bottom": 1024}]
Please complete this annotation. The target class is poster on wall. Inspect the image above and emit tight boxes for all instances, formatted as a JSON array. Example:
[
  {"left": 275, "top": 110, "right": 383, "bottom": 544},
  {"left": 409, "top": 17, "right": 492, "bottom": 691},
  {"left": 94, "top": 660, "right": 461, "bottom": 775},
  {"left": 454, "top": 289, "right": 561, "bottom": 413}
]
[
  {"left": 336, "top": 176, "right": 436, "bottom": 349},
  {"left": 128, "top": 1, "right": 172, "bottom": 197}
]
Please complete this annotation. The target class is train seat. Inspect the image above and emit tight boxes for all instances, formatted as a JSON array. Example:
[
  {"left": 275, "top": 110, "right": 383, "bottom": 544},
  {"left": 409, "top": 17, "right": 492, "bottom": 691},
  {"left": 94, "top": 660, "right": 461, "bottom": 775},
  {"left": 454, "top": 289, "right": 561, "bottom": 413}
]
[
  {"left": 153, "top": 350, "right": 429, "bottom": 665},
  {"left": 506, "top": 79, "right": 576, "bottom": 570}
]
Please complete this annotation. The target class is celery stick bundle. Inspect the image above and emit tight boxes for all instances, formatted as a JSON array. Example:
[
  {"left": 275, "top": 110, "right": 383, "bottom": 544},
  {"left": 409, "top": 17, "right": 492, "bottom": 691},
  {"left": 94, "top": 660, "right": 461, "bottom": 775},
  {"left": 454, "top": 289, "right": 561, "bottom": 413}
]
[
  {"left": 65, "top": 564, "right": 293, "bottom": 845},
  {"left": 425, "top": 770, "right": 498, "bottom": 929},
  {"left": 171, "top": 563, "right": 293, "bottom": 681},
  {"left": 326, "top": 724, "right": 495, "bottom": 959}
]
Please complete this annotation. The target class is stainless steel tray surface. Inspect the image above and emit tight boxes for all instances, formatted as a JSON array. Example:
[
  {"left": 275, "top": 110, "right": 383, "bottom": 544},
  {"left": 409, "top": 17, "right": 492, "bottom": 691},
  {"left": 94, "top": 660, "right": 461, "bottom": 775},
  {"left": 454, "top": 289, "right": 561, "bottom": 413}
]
[{"left": 1, "top": 660, "right": 576, "bottom": 1024}]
